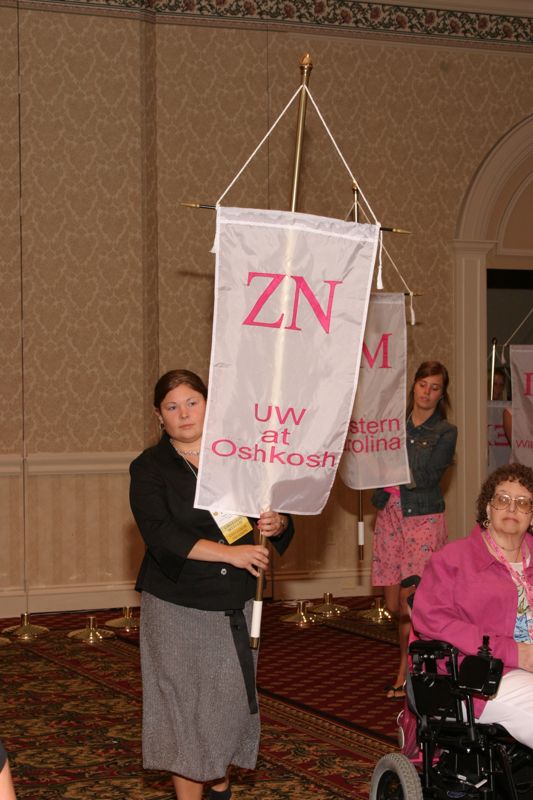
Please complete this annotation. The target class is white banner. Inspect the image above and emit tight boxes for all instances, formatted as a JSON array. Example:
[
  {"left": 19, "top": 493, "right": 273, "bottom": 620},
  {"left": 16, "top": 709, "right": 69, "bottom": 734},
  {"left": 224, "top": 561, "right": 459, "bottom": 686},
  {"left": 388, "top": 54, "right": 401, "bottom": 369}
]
[
  {"left": 510, "top": 345, "right": 533, "bottom": 468},
  {"left": 195, "top": 207, "right": 379, "bottom": 516},
  {"left": 339, "top": 293, "right": 409, "bottom": 490},
  {"left": 487, "top": 401, "right": 511, "bottom": 472}
]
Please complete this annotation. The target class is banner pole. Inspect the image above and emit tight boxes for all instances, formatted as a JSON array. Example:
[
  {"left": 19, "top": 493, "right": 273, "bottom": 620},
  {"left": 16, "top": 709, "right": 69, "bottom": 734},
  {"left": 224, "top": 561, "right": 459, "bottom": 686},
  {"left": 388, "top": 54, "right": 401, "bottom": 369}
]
[
  {"left": 250, "top": 532, "right": 267, "bottom": 649},
  {"left": 490, "top": 337, "right": 497, "bottom": 401},
  {"left": 250, "top": 55, "right": 313, "bottom": 648},
  {"left": 358, "top": 492, "right": 365, "bottom": 561},
  {"left": 352, "top": 187, "right": 366, "bottom": 563},
  {"left": 290, "top": 54, "right": 313, "bottom": 213},
  {"left": 352, "top": 180, "right": 359, "bottom": 223}
]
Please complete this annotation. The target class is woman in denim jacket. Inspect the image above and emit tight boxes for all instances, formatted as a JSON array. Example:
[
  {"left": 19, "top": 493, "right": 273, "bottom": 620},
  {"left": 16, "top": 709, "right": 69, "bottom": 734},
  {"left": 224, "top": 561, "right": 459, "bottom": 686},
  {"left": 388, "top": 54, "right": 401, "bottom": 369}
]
[{"left": 371, "top": 361, "right": 457, "bottom": 699}]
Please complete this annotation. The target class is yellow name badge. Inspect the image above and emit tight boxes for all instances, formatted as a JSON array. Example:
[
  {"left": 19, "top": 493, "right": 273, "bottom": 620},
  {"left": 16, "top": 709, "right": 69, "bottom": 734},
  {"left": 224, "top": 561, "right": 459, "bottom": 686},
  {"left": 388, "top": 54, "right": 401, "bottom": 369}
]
[{"left": 211, "top": 511, "right": 253, "bottom": 544}]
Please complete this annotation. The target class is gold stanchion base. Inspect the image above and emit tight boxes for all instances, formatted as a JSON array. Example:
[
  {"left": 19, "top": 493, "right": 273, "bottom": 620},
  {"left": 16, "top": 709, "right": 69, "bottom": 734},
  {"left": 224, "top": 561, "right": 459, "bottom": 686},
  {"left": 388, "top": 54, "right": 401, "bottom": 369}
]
[
  {"left": 68, "top": 616, "right": 116, "bottom": 644},
  {"left": 2, "top": 612, "right": 49, "bottom": 641},
  {"left": 308, "top": 592, "right": 349, "bottom": 618},
  {"left": 105, "top": 607, "right": 140, "bottom": 631},
  {"left": 280, "top": 600, "right": 320, "bottom": 627},
  {"left": 357, "top": 597, "right": 393, "bottom": 625}
]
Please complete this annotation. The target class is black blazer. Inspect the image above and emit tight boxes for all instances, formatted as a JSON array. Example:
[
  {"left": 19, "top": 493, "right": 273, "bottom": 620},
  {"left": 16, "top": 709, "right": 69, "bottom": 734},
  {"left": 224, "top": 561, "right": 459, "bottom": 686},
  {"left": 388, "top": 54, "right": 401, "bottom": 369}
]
[{"left": 130, "top": 434, "right": 294, "bottom": 611}]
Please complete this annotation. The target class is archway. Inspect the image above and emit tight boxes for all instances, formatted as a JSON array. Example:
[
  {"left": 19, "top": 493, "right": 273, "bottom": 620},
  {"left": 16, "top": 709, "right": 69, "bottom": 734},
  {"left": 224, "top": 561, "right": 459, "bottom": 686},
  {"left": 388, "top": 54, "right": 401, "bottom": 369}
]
[{"left": 454, "top": 115, "right": 533, "bottom": 531}]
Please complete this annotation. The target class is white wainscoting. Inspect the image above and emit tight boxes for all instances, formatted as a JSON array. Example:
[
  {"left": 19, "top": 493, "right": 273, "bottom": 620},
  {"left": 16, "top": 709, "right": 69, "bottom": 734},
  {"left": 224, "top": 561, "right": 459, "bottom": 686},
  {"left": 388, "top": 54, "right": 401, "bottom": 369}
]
[{"left": 0, "top": 453, "right": 375, "bottom": 617}]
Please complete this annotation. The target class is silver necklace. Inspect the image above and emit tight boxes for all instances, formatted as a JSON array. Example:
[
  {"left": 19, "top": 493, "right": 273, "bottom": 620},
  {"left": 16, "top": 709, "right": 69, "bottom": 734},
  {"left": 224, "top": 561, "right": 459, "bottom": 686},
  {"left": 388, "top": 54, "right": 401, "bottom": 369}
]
[
  {"left": 177, "top": 451, "right": 198, "bottom": 478},
  {"left": 170, "top": 439, "right": 200, "bottom": 457}
]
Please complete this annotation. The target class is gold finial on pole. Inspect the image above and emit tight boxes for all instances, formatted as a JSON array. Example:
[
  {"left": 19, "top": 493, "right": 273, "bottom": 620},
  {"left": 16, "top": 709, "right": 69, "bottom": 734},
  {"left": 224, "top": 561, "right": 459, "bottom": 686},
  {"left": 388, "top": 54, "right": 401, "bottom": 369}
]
[
  {"left": 351, "top": 180, "right": 359, "bottom": 223},
  {"left": 180, "top": 202, "right": 216, "bottom": 210},
  {"left": 290, "top": 54, "right": 313, "bottom": 213}
]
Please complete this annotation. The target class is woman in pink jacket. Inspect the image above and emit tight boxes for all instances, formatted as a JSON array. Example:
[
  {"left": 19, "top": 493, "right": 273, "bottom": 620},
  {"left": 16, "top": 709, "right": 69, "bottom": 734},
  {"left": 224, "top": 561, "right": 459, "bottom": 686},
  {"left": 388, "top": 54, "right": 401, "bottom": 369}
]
[{"left": 412, "top": 462, "right": 533, "bottom": 747}]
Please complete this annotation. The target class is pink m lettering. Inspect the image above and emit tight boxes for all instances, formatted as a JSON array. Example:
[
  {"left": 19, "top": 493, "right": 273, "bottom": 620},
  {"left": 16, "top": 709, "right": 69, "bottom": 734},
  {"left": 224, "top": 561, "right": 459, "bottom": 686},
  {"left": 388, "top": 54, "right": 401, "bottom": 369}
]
[{"left": 362, "top": 334, "right": 392, "bottom": 368}]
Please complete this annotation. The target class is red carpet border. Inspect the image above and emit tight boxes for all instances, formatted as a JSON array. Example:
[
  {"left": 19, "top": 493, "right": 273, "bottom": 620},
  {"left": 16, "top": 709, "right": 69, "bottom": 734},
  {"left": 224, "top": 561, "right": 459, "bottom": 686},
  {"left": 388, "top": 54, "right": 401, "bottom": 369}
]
[{"left": 257, "top": 599, "right": 399, "bottom": 743}]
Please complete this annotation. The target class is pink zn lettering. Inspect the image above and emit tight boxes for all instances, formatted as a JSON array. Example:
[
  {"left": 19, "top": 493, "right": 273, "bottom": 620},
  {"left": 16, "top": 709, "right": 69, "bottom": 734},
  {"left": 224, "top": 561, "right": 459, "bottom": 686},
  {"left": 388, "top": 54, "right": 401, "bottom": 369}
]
[{"left": 242, "top": 272, "right": 342, "bottom": 333}]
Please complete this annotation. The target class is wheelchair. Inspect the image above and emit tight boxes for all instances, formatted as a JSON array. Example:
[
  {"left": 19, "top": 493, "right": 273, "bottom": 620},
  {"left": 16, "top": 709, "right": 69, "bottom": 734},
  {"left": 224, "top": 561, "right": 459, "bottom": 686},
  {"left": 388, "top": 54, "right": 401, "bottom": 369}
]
[{"left": 370, "top": 636, "right": 533, "bottom": 799}]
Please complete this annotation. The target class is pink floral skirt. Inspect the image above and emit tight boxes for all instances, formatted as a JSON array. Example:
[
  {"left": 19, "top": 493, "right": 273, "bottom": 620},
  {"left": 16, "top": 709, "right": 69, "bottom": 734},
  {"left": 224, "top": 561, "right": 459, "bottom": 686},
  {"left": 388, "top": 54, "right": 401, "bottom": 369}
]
[{"left": 372, "top": 494, "right": 448, "bottom": 586}]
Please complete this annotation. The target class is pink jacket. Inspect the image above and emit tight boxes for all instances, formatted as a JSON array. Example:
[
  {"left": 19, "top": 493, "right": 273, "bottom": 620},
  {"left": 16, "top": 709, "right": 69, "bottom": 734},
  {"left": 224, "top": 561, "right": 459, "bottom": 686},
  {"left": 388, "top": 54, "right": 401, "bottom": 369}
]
[{"left": 411, "top": 524, "right": 533, "bottom": 714}]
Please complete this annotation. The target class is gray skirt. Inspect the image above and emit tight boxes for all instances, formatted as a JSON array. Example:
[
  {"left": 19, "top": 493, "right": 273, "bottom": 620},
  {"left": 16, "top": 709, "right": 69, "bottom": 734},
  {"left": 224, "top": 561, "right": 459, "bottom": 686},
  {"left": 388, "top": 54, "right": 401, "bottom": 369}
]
[{"left": 140, "top": 592, "right": 260, "bottom": 781}]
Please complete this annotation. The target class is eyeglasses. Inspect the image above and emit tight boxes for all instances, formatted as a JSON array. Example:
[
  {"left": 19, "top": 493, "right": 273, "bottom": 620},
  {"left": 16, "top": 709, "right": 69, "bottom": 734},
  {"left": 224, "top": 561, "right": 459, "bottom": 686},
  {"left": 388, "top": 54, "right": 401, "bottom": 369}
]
[{"left": 490, "top": 492, "right": 533, "bottom": 514}]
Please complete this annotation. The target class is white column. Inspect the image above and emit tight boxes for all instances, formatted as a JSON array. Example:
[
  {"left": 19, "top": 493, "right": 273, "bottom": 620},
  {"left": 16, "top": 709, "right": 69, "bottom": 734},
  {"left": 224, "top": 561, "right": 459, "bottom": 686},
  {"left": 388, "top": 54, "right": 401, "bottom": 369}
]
[{"left": 453, "top": 240, "right": 496, "bottom": 535}]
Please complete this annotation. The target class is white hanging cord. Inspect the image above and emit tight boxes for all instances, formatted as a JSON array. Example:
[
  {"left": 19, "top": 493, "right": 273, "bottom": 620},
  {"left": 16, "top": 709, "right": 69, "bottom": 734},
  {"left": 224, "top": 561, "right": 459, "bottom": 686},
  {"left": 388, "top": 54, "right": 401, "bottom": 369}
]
[
  {"left": 502, "top": 305, "right": 533, "bottom": 349},
  {"left": 381, "top": 241, "right": 411, "bottom": 292},
  {"left": 356, "top": 204, "right": 416, "bottom": 324},
  {"left": 344, "top": 201, "right": 356, "bottom": 222},
  {"left": 303, "top": 87, "right": 379, "bottom": 226},
  {"left": 216, "top": 82, "right": 380, "bottom": 230},
  {"left": 376, "top": 232, "right": 384, "bottom": 290},
  {"left": 382, "top": 241, "right": 416, "bottom": 325},
  {"left": 500, "top": 345, "right": 506, "bottom": 365},
  {"left": 216, "top": 84, "right": 304, "bottom": 207}
]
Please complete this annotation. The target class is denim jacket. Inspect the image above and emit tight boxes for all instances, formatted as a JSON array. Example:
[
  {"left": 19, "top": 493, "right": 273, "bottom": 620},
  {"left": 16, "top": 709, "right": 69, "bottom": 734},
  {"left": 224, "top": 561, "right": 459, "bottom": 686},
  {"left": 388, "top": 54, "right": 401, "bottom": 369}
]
[{"left": 371, "top": 410, "right": 457, "bottom": 517}]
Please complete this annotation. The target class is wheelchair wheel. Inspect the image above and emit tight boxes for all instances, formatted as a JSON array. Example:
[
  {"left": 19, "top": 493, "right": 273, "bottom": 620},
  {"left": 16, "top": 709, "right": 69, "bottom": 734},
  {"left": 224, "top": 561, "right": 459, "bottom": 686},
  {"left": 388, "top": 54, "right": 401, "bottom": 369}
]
[{"left": 370, "top": 753, "right": 423, "bottom": 800}]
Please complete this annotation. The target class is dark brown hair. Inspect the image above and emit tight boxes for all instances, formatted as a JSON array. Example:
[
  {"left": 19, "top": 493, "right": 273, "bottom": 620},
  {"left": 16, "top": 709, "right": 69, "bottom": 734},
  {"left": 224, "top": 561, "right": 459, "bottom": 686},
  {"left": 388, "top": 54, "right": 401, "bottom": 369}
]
[
  {"left": 488, "top": 366, "right": 508, "bottom": 400},
  {"left": 153, "top": 369, "right": 207, "bottom": 409},
  {"left": 476, "top": 463, "right": 533, "bottom": 526},
  {"left": 406, "top": 361, "right": 451, "bottom": 419}
]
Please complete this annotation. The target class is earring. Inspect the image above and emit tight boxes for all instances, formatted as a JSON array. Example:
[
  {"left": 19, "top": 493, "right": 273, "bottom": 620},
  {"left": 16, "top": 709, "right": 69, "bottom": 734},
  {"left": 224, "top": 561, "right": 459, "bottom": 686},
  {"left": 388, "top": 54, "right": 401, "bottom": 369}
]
[{"left": 483, "top": 519, "right": 490, "bottom": 529}]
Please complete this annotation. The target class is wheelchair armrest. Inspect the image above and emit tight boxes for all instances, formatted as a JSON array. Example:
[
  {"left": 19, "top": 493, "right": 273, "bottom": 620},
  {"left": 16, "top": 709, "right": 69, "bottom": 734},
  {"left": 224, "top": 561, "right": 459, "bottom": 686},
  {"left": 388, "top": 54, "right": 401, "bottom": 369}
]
[
  {"left": 458, "top": 653, "right": 503, "bottom": 697},
  {"left": 409, "top": 639, "right": 459, "bottom": 660}
]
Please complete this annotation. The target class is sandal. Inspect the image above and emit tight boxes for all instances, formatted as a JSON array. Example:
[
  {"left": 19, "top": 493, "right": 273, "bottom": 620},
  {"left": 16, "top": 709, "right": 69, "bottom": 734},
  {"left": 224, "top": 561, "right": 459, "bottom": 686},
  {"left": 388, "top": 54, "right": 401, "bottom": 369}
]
[
  {"left": 208, "top": 785, "right": 232, "bottom": 800},
  {"left": 385, "top": 684, "right": 406, "bottom": 700}
]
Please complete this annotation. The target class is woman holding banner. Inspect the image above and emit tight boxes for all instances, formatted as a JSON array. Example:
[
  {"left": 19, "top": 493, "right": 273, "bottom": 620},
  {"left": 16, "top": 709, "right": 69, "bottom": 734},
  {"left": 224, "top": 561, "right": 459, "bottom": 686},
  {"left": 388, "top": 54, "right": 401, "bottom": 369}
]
[
  {"left": 371, "top": 361, "right": 457, "bottom": 699},
  {"left": 130, "top": 369, "right": 294, "bottom": 800}
]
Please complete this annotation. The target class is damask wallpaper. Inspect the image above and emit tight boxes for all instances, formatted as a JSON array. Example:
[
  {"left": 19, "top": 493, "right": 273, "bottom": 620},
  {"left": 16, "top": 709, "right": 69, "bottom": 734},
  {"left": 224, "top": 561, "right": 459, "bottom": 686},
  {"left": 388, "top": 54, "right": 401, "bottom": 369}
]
[
  {"left": 0, "top": 9, "right": 22, "bottom": 455},
  {"left": 18, "top": 12, "right": 146, "bottom": 453}
]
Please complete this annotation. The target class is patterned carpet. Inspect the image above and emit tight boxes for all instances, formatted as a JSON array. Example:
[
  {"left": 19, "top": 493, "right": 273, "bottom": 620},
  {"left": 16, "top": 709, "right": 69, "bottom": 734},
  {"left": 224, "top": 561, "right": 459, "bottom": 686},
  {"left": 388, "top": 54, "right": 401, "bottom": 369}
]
[
  {"left": 0, "top": 600, "right": 400, "bottom": 799},
  {"left": 257, "top": 599, "right": 400, "bottom": 744}
]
